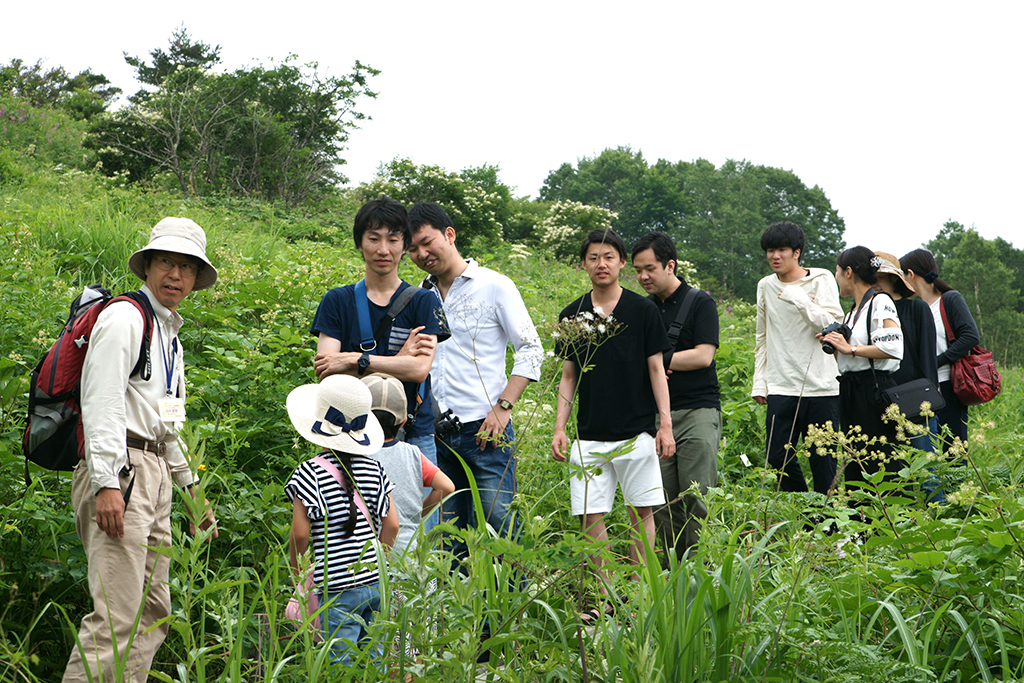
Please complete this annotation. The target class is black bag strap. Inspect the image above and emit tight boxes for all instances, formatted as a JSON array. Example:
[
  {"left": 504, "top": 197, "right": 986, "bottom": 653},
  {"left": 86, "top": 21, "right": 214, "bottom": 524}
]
[
  {"left": 667, "top": 287, "right": 700, "bottom": 349},
  {"left": 375, "top": 285, "right": 422, "bottom": 347}
]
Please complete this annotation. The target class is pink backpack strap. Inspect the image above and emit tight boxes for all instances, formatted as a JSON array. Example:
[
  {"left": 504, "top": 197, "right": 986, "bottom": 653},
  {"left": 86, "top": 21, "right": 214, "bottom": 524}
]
[{"left": 312, "top": 455, "right": 375, "bottom": 532}]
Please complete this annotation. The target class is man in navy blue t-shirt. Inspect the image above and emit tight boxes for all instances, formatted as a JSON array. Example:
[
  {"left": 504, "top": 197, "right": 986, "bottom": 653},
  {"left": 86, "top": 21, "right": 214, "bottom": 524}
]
[{"left": 311, "top": 198, "right": 449, "bottom": 472}]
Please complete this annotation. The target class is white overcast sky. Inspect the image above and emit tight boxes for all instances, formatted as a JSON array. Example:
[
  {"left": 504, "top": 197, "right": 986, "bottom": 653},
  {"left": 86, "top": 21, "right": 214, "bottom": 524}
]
[{"left": 6, "top": 1, "right": 1022, "bottom": 257}]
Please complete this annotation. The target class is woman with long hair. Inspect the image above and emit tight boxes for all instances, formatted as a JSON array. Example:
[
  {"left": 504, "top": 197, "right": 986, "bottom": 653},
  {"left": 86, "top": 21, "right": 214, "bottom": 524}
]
[
  {"left": 899, "top": 248, "right": 980, "bottom": 447},
  {"left": 872, "top": 252, "right": 939, "bottom": 451},
  {"left": 818, "top": 246, "right": 905, "bottom": 488}
]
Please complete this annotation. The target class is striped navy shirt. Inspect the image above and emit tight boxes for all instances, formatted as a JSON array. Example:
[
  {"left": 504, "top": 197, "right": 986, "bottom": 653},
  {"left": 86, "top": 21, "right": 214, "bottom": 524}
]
[{"left": 286, "top": 452, "right": 393, "bottom": 594}]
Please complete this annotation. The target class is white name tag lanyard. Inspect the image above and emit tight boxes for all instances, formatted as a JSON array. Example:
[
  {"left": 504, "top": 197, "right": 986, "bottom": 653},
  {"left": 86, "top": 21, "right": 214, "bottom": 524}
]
[{"left": 155, "top": 321, "right": 186, "bottom": 422}]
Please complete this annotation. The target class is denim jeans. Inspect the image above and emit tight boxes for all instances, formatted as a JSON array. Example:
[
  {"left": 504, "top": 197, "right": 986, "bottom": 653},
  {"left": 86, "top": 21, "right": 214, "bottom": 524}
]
[
  {"left": 407, "top": 432, "right": 440, "bottom": 533},
  {"left": 436, "top": 419, "right": 519, "bottom": 559},
  {"left": 322, "top": 583, "right": 382, "bottom": 667},
  {"left": 912, "top": 416, "right": 946, "bottom": 505}
]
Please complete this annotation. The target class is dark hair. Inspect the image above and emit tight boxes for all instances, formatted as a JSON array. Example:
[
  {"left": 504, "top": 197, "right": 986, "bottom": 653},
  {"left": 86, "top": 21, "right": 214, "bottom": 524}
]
[
  {"left": 353, "top": 197, "right": 411, "bottom": 250},
  {"left": 408, "top": 202, "right": 454, "bottom": 234},
  {"left": 631, "top": 232, "right": 678, "bottom": 275},
  {"left": 884, "top": 273, "right": 915, "bottom": 299},
  {"left": 580, "top": 228, "right": 627, "bottom": 262},
  {"left": 327, "top": 450, "right": 360, "bottom": 538},
  {"left": 372, "top": 409, "right": 401, "bottom": 441},
  {"left": 899, "top": 248, "right": 952, "bottom": 294},
  {"left": 760, "top": 221, "right": 806, "bottom": 259},
  {"left": 836, "top": 245, "right": 879, "bottom": 284}
]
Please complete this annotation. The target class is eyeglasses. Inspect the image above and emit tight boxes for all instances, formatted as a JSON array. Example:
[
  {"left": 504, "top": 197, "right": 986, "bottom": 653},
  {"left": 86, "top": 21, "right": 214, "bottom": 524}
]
[{"left": 152, "top": 255, "right": 199, "bottom": 276}]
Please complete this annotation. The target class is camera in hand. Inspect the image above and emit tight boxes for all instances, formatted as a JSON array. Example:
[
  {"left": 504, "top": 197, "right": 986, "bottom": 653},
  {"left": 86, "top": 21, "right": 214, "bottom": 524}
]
[
  {"left": 820, "top": 322, "right": 852, "bottom": 354},
  {"left": 434, "top": 408, "right": 462, "bottom": 439}
]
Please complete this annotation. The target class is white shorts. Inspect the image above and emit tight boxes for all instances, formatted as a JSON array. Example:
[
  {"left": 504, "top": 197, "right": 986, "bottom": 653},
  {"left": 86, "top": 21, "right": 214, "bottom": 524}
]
[{"left": 568, "top": 432, "right": 666, "bottom": 516}]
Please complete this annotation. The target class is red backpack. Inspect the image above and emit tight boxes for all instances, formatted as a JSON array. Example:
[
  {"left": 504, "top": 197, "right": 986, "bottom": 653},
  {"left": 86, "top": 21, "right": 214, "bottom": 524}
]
[{"left": 23, "top": 286, "right": 155, "bottom": 485}]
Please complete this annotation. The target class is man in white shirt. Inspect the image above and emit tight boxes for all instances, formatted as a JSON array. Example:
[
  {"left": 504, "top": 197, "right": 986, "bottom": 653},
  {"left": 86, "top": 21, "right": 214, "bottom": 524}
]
[
  {"left": 407, "top": 202, "right": 543, "bottom": 553},
  {"left": 64, "top": 218, "right": 218, "bottom": 683},
  {"left": 752, "top": 221, "right": 844, "bottom": 495}
]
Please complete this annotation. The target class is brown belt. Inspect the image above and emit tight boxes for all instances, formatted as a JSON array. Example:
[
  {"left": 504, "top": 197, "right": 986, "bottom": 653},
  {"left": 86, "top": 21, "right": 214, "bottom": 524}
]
[{"left": 126, "top": 437, "right": 167, "bottom": 456}]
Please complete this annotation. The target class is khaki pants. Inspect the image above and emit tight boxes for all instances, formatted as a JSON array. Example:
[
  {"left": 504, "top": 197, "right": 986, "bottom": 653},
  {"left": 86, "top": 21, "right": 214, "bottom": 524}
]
[
  {"left": 654, "top": 408, "right": 721, "bottom": 562},
  {"left": 63, "top": 446, "right": 173, "bottom": 683}
]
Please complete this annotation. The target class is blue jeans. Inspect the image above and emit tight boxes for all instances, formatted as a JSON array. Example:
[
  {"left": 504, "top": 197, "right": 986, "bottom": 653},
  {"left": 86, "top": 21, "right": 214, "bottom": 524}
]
[
  {"left": 436, "top": 419, "right": 519, "bottom": 559},
  {"left": 407, "top": 432, "right": 440, "bottom": 533},
  {"left": 322, "top": 583, "right": 382, "bottom": 667},
  {"left": 911, "top": 416, "right": 946, "bottom": 505}
]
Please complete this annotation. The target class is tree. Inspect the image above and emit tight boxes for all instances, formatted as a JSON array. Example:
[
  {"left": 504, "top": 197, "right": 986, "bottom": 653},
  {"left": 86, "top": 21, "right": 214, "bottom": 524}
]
[
  {"left": 540, "top": 149, "right": 845, "bottom": 300},
  {"left": 926, "top": 220, "right": 968, "bottom": 271},
  {"left": 358, "top": 158, "right": 514, "bottom": 249},
  {"left": 0, "top": 58, "right": 120, "bottom": 120},
  {"left": 123, "top": 25, "right": 221, "bottom": 99},
  {"left": 539, "top": 146, "right": 688, "bottom": 243},
  {"left": 536, "top": 200, "right": 618, "bottom": 261},
  {"left": 88, "top": 30, "right": 378, "bottom": 205},
  {"left": 942, "top": 229, "right": 1024, "bottom": 366}
]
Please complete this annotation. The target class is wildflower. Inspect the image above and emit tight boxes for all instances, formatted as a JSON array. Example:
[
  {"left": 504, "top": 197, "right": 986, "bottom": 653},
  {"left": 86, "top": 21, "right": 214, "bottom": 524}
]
[
  {"left": 592, "top": 305, "right": 605, "bottom": 317},
  {"left": 597, "top": 324, "right": 607, "bottom": 334}
]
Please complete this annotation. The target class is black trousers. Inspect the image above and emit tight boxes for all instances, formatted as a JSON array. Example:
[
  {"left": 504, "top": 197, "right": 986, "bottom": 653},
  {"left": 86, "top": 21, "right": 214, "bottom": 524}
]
[
  {"left": 838, "top": 370, "right": 905, "bottom": 486},
  {"left": 765, "top": 394, "right": 839, "bottom": 495}
]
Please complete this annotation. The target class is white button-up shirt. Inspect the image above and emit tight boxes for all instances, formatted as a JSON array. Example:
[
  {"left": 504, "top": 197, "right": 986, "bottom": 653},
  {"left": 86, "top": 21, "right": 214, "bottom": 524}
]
[
  {"left": 80, "top": 285, "right": 194, "bottom": 494},
  {"left": 427, "top": 260, "right": 543, "bottom": 423}
]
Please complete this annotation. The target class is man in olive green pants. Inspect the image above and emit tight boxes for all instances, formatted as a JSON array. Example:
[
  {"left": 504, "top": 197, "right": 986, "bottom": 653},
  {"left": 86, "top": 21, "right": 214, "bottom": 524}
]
[{"left": 633, "top": 232, "right": 721, "bottom": 562}]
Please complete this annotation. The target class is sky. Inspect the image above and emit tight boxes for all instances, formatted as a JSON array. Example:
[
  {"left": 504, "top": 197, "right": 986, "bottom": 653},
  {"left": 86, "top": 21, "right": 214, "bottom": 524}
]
[{"left": 5, "top": 1, "right": 1022, "bottom": 257}]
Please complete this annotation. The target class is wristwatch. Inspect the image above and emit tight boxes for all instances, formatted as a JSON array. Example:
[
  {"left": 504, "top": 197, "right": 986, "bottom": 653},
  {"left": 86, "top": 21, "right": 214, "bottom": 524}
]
[
  {"left": 497, "top": 398, "right": 514, "bottom": 410},
  {"left": 357, "top": 353, "right": 371, "bottom": 376}
]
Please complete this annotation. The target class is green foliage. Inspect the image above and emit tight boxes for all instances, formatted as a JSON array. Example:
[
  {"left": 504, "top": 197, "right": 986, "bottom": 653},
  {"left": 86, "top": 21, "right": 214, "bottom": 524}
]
[
  {"left": 358, "top": 158, "right": 514, "bottom": 250},
  {"left": 0, "top": 58, "right": 120, "bottom": 121},
  {"left": 537, "top": 200, "right": 618, "bottom": 262},
  {"left": 540, "top": 146, "right": 688, "bottom": 243},
  {"left": 929, "top": 226, "right": 1024, "bottom": 367},
  {"left": 123, "top": 25, "right": 222, "bottom": 95},
  {"left": 541, "top": 149, "right": 847, "bottom": 301},
  {"left": 89, "top": 28, "right": 379, "bottom": 207},
  {"left": 0, "top": 97, "right": 90, "bottom": 169}
]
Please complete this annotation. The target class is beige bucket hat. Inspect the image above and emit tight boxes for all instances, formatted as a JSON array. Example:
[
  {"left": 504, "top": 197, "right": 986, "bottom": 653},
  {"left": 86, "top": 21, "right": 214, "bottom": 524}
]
[
  {"left": 286, "top": 375, "right": 384, "bottom": 455},
  {"left": 873, "top": 251, "right": 915, "bottom": 295},
  {"left": 129, "top": 217, "right": 218, "bottom": 290}
]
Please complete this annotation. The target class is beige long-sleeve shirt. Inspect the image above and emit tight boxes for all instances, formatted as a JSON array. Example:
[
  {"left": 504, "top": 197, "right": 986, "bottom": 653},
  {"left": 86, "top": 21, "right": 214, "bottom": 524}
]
[
  {"left": 753, "top": 268, "right": 844, "bottom": 398},
  {"left": 80, "top": 284, "right": 195, "bottom": 494}
]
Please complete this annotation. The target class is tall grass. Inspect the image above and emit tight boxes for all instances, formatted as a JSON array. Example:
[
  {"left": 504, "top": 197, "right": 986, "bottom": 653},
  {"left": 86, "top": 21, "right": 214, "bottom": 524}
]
[{"left": 3, "top": 157, "right": 1024, "bottom": 681}]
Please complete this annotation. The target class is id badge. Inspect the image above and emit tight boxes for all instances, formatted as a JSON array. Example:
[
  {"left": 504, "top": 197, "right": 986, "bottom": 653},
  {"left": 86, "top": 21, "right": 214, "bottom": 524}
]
[{"left": 159, "top": 397, "right": 186, "bottom": 422}]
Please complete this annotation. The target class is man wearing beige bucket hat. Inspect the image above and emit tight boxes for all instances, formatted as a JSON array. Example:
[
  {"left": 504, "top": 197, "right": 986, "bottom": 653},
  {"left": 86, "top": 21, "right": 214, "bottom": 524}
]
[{"left": 64, "top": 217, "right": 219, "bottom": 683}]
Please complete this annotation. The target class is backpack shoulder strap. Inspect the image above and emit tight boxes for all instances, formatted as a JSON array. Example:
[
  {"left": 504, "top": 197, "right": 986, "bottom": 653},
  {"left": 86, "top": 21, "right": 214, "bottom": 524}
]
[
  {"left": 666, "top": 287, "right": 700, "bottom": 349},
  {"left": 115, "top": 291, "right": 157, "bottom": 381},
  {"left": 375, "top": 285, "right": 422, "bottom": 347},
  {"left": 311, "top": 455, "right": 374, "bottom": 532}
]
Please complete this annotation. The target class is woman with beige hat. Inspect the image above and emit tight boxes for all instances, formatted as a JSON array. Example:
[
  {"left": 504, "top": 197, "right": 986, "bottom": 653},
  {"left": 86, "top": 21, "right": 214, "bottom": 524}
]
[{"left": 873, "top": 251, "right": 945, "bottom": 503}]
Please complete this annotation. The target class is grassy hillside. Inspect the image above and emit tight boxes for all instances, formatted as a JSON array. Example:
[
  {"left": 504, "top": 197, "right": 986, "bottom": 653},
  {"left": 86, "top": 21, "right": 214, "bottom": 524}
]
[{"left": 3, "top": 143, "right": 1024, "bottom": 681}]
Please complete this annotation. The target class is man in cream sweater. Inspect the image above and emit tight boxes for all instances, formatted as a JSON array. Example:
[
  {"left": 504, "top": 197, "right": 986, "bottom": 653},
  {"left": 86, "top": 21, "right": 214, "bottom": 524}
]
[{"left": 752, "top": 222, "right": 844, "bottom": 495}]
